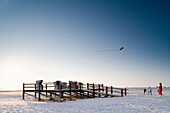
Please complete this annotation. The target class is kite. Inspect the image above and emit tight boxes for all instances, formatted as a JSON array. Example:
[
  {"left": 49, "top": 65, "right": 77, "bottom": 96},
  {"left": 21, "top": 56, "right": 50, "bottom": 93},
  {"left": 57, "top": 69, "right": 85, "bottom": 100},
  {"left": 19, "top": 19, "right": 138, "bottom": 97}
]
[{"left": 120, "top": 47, "right": 124, "bottom": 50}]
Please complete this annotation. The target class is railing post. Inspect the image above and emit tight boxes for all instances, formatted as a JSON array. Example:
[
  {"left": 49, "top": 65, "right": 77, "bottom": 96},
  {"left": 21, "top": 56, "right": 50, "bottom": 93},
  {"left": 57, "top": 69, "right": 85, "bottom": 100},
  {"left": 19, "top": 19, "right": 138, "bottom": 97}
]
[
  {"left": 35, "top": 84, "right": 36, "bottom": 99},
  {"left": 23, "top": 83, "right": 25, "bottom": 100},
  {"left": 59, "top": 82, "right": 62, "bottom": 102},
  {"left": 125, "top": 88, "right": 127, "bottom": 96},
  {"left": 87, "top": 83, "right": 89, "bottom": 98},
  {"left": 121, "top": 89, "right": 123, "bottom": 97},
  {"left": 101, "top": 84, "right": 104, "bottom": 92},
  {"left": 75, "top": 82, "right": 78, "bottom": 97},
  {"left": 111, "top": 86, "right": 113, "bottom": 94},
  {"left": 46, "top": 84, "right": 47, "bottom": 97},
  {"left": 105, "top": 87, "right": 108, "bottom": 97},
  {"left": 38, "top": 82, "right": 41, "bottom": 101},
  {"left": 80, "top": 82, "right": 82, "bottom": 99},
  {"left": 93, "top": 83, "right": 95, "bottom": 98},
  {"left": 69, "top": 81, "right": 72, "bottom": 101},
  {"left": 82, "top": 83, "right": 84, "bottom": 96},
  {"left": 98, "top": 84, "right": 101, "bottom": 98}
]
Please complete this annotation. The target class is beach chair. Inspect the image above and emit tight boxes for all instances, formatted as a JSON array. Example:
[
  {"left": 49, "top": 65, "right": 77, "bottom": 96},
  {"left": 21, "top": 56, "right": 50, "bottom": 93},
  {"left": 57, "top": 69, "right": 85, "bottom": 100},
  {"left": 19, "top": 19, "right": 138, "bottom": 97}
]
[{"left": 35, "top": 80, "right": 43, "bottom": 90}]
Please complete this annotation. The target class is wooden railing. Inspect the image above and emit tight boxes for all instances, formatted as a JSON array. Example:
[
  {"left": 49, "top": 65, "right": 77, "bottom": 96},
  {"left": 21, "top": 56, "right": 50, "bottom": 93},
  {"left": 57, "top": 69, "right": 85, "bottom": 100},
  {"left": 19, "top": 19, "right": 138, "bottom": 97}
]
[
  {"left": 82, "top": 83, "right": 127, "bottom": 97},
  {"left": 23, "top": 81, "right": 127, "bottom": 101}
]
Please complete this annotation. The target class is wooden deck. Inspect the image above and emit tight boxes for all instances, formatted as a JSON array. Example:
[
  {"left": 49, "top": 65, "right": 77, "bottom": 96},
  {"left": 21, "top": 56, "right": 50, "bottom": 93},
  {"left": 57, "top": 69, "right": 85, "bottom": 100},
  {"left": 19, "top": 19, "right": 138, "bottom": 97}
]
[{"left": 23, "top": 81, "right": 127, "bottom": 102}]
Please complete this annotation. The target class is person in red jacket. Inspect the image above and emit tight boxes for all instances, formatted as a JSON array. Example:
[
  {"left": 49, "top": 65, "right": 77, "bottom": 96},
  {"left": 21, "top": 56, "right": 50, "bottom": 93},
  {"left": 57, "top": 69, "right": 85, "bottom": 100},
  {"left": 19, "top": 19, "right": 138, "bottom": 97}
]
[{"left": 157, "top": 82, "right": 163, "bottom": 95}]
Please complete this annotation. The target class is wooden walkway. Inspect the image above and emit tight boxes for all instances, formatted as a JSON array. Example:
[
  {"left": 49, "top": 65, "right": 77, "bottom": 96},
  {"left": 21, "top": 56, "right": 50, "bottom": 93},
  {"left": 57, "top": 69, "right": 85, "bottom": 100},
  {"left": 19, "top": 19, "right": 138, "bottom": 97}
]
[{"left": 23, "top": 81, "right": 127, "bottom": 102}]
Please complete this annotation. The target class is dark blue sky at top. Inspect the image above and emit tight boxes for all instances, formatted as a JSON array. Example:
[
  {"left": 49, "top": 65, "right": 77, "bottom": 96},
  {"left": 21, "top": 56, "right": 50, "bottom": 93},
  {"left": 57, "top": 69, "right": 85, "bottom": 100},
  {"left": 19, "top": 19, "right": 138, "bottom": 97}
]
[
  {"left": 40, "top": 1, "right": 164, "bottom": 63},
  {"left": 0, "top": 0, "right": 170, "bottom": 87},
  {"left": 2, "top": 0, "right": 169, "bottom": 57},
  {"left": 1, "top": 0, "right": 170, "bottom": 67}
]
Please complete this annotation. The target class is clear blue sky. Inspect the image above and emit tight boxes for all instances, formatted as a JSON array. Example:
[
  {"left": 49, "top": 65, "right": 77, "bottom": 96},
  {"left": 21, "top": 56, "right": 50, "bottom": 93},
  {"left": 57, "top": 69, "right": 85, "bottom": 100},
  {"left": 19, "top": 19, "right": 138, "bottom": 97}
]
[{"left": 0, "top": 0, "right": 170, "bottom": 89}]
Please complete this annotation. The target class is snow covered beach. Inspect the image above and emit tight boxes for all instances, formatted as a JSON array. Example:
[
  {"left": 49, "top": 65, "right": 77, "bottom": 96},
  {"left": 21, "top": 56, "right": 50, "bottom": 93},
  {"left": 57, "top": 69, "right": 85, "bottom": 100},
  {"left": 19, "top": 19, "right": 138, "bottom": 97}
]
[{"left": 0, "top": 88, "right": 170, "bottom": 113}]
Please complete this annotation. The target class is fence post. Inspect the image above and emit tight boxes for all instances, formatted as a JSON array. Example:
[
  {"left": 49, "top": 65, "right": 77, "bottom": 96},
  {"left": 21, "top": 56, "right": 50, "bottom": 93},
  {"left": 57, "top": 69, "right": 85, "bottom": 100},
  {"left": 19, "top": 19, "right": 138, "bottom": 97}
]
[
  {"left": 98, "top": 84, "right": 101, "bottom": 98},
  {"left": 125, "top": 88, "right": 127, "bottom": 96},
  {"left": 105, "top": 87, "right": 108, "bottom": 97},
  {"left": 38, "top": 82, "right": 41, "bottom": 101},
  {"left": 111, "top": 86, "right": 113, "bottom": 94},
  {"left": 93, "top": 83, "right": 95, "bottom": 98},
  {"left": 35, "top": 84, "right": 36, "bottom": 99},
  {"left": 87, "top": 83, "right": 89, "bottom": 98},
  {"left": 22, "top": 83, "right": 25, "bottom": 100},
  {"left": 121, "top": 89, "right": 123, "bottom": 97},
  {"left": 69, "top": 81, "right": 72, "bottom": 101}
]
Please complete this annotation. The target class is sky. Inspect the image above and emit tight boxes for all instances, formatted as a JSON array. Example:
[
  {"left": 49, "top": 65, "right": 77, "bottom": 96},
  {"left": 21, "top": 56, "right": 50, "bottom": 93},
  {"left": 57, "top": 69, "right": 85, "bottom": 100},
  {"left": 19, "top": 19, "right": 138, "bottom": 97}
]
[{"left": 0, "top": 0, "right": 170, "bottom": 89}]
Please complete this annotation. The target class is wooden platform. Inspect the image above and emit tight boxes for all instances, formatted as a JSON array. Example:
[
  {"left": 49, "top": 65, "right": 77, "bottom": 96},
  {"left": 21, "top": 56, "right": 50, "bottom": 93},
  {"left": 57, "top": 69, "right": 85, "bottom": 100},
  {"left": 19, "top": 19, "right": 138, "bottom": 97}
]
[{"left": 23, "top": 81, "right": 127, "bottom": 102}]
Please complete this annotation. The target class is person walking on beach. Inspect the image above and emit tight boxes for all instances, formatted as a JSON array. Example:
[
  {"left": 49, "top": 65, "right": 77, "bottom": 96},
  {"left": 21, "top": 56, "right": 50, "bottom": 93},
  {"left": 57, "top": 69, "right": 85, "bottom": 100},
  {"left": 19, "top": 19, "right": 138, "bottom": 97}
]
[
  {"left": 147, "top": 86, "right": 152, "bottom": 95},
  {"left": 144, "top": 88, "right": 146, "bottom": 94},
  {"left": 157, "top": 82, "right": 163, "bottom": 95}
]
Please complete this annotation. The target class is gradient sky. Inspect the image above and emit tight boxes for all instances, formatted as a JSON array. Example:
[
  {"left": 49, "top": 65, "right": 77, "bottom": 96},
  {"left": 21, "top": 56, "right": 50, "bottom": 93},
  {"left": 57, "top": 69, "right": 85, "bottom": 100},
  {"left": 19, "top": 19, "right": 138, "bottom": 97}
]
[{"left": 0, "top": 0, "right": 170, "bottom": 89}]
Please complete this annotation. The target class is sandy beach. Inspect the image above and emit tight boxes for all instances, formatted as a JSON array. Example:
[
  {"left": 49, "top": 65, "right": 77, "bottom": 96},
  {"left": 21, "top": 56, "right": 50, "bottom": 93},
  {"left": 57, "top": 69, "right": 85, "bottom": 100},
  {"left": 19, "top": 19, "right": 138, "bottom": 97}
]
[{"left": 0, "top": 88, "right": 170, "bottom": 113}]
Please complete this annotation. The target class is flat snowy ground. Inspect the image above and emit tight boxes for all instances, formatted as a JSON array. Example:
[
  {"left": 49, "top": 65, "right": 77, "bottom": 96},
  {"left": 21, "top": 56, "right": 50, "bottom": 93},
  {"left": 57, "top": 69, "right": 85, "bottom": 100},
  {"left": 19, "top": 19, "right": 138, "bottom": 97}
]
[{"left": 0, "top": 88, "right": 170, "bottom": 113}]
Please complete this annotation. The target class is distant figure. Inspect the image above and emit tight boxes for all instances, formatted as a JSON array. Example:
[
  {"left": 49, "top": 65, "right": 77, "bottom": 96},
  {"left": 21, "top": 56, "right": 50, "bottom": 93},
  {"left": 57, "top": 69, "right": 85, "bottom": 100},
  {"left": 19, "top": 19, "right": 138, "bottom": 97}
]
[
  {"left": 157, "top": 82, "right": 163, "bottom": 95},
  {"left": 144, "top": 88, "right": 146, "bottom": 94},
  {"left": 147, "top": 86, "right": 152, "bottom": 95}
]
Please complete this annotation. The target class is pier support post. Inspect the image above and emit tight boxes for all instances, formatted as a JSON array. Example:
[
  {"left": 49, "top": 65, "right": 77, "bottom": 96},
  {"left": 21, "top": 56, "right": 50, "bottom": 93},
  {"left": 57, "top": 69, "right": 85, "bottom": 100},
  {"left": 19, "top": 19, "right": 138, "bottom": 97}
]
[
  {"left": 125, "top": 88, "right": 127, "bottom": 96},
  {"left": 35, "top": 84, "right": 36, "bottom": 99},
  {"left": 105, "top": 87, "right": 108, "bottom": 97},
  {"left": 46, "top": 84, "right": 47, "bottom": 97},
  {"left": 87, "top": 83, "right": 89, "bottom": 98},
  {"left": 50, "top": 93, "right": 52, "bottom": 100},
  {"left": 101, "top": 84, "right": 104, "bottom": 92},
  {"left": 69, "top": 81, "right": 72, "bottom": 101},
  {"left": 38, "top": 83, "right": 41, "bottom": 101},
  {"left": 22, "top": 83, "right": 25, "bottom": 100},
  {"left": 111, "top": 86, "right": 113, "bottom": 94},
  {"left": 59, "top": 82, "right": 62, "bottom": 102},
  {"left": 92, "top": 83, "right": 95, "bottom": 98},
  {"left": 121, "top": 89, "right": 123, "bottom": 97},
  {"left": 98, "top": 84, "right": 101, "bottom": 98},
  {"left": 80, "top": 82, "right": 82, "bottom": 99}
]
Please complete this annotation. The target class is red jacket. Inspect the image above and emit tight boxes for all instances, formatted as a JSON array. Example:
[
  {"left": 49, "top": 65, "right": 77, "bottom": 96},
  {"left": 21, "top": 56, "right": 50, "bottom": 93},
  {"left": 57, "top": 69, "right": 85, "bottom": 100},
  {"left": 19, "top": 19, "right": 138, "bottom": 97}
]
[{"left": 157, "top": 85, "right": 162, "bottom": 95}]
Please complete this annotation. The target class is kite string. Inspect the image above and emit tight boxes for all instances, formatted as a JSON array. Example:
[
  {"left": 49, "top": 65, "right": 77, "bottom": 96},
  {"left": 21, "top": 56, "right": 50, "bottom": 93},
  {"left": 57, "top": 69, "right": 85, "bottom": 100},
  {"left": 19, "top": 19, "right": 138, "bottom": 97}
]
[{"left": 97, "top": 49, "right": 120, "bottom": 53}]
